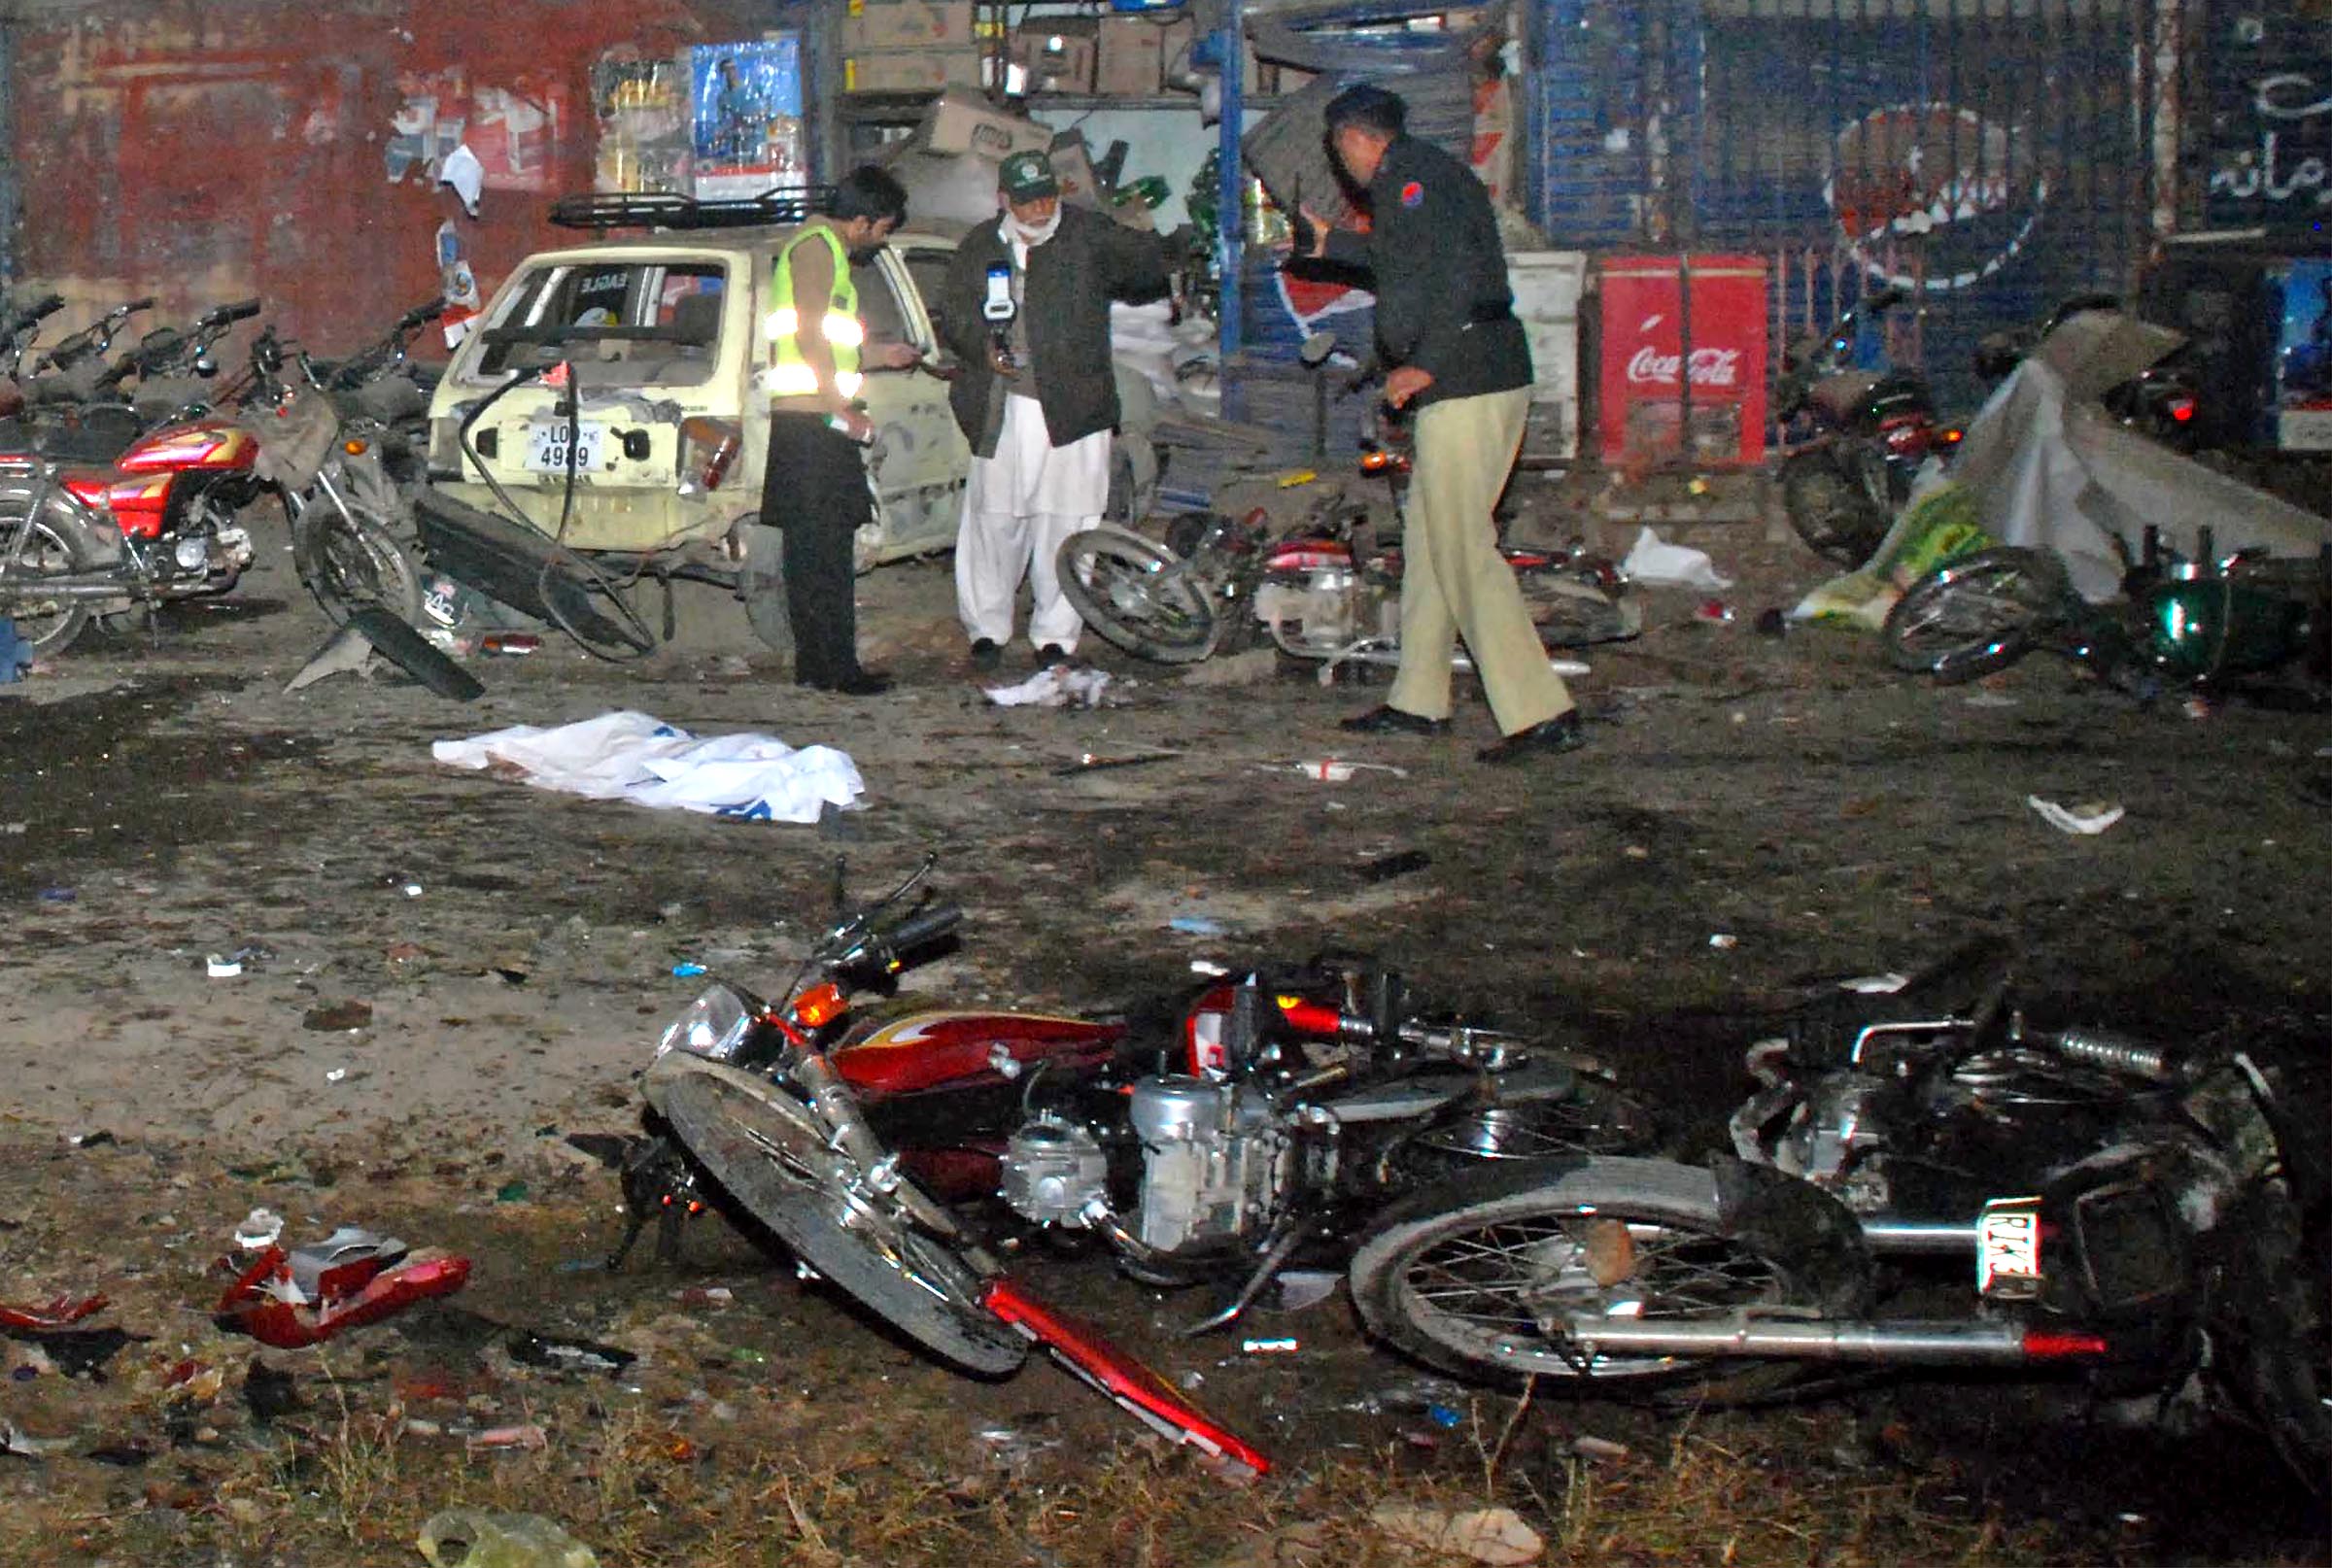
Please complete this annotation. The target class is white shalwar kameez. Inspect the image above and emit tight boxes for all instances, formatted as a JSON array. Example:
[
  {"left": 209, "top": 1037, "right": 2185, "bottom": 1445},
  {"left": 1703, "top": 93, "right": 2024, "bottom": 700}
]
[{"left": 954, "top": 213, "right": 1113, "bottom": 654}]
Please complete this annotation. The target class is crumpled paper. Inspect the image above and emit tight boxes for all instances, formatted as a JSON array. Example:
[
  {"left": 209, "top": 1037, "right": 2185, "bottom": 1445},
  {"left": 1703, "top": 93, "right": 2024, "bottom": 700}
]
[
  {"left": 1622, "top": 526, "right": 1733, "bottom": 590},
  {"left": 2027, "top": 795, "right": 2124, "bottom": 835},
  {"left": 983, "top": 666, "right": 1113, "bottom": 709}
]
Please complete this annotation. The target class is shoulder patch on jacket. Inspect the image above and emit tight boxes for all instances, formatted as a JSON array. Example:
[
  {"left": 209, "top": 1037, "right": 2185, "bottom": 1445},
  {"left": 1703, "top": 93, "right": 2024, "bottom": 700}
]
[{"left": 1398, "top": 180, "right": 1425, "bottom": 208}]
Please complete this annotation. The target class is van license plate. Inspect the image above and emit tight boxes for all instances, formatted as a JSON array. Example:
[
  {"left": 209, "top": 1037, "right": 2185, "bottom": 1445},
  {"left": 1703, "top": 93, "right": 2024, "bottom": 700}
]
[{"left": 527, "top": 422, "right": 604, "bottom": 473}]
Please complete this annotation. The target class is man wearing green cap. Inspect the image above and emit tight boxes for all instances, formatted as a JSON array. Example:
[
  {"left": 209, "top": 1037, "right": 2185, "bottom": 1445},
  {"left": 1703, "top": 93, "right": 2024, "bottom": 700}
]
[{"left": 941, "top": 149, "right": 1168, "bottom": 670}]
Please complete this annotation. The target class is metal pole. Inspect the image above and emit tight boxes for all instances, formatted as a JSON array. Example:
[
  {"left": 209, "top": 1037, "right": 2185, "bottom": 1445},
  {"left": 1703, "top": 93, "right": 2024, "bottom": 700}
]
[{"left": 1217, "top": 0, "right": 1246, "bottom": 420}]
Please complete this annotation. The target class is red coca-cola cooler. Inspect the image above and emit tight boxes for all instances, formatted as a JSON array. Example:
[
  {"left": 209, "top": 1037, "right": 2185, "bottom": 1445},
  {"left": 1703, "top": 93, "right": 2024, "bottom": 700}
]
[{"left": 1597, "top": 256, "right": 1768, "bottom": 467}]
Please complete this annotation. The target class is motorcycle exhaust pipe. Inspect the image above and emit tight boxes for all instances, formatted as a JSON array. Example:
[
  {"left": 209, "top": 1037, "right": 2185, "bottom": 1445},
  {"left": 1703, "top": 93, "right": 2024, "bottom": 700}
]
[
  {"left": 1563, "top": 1315, "right": 2109, "bottom": 1365},
  {"left": 0, "top": 576, "right": 133, "bottom": 600}
]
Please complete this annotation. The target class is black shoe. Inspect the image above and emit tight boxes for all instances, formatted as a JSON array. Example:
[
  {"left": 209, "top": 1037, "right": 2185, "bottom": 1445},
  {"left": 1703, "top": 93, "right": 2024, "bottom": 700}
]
[
  {"left": 1035, "top": 643, "right": 1071, "bottom": 665},
  {"left": 1340, "top": 703, "right": 1449, "bottom": 736},
  {"left": 969, "top": 638, "right": 1002, "bottom": 672},
  {"left": 799, "top": 667, "right": 895, "bottom": 697},
  {"left": 1477, "top": 709, "right": 1586, "bottom": 765}
]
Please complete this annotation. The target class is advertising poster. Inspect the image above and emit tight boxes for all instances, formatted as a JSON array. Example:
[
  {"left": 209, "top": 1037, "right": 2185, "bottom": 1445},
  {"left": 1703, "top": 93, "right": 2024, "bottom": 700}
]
[
  {"left": 2275, "top": 257, "right": 2332, "bottom": 451},
  {"left": 593, "top": 54, "right": 692, "bottom": 194},
  {"left": 385, "top": 67, "right": 563, "bottom": 193},
  {"left": 689, "top": 37, "right": 806, "bottom": 203}
]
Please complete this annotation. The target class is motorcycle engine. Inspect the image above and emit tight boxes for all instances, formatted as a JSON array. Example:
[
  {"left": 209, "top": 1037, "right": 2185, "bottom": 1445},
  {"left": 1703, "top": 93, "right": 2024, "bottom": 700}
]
[
  {"left": 999, "top": 1114, "right": 1109, "bottom": 1227},
  {"left": 1124, "top": 1075, "right": 1287, "bottom": 1254},
  {"left": 1253, "top": 565, "right": 1364, "bottom": 654}
]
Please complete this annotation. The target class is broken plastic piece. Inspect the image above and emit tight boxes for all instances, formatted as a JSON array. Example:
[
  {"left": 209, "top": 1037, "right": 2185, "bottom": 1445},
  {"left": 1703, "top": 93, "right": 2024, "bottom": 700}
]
[
  {"left": 506, "top": 1329, "right": 634, "bottom": 1378},
  {"left": 0, "top": 1293, "right": 108, "bottom": 1333},
  {"left": 2027, "top": 796, "right": 2125, "bottom": 835},
  {"left": 982, "top": 1276, "right": 1270, "bottom": 1481},
  {"left": 234, "top": 1208, "right": 286, "bottom": 1250},
  {"left": 216, "top": 1228, "right": 470, "bottom": 1349}
]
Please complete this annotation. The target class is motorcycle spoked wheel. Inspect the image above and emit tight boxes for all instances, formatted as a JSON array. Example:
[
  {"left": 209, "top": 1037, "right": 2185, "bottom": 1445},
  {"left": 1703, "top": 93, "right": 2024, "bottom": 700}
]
[
  {"left": 1396, "top": 1080, "right": 1659, "bottom": 1175},
  {"left": 0, "top": 489, "right": 106, "bottom": 657},
  {"left": 1056, "top": 525, "right": 1220, "bottom": 664},
  {"left": 292, "top": 492, "right": 423, "bottom": 627},
  {"left": 657, "top": 1064, "right": 1028, "bottom": 1377},
  {"left": 1882, "top": 547, "right": 2072, "bottom": 684},
  {"left": 1349, "top": 1157, "right": 1806, "bottom": 1388},
  {"left": 1780, "top": 450, "right": 1890, "bottom": 566}
]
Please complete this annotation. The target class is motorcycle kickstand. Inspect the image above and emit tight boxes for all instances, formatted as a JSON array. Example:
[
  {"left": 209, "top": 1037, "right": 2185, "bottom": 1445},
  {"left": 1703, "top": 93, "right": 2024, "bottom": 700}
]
[{"left": 1181, "top": 1220, "right": 1315, "bottom": 1338}]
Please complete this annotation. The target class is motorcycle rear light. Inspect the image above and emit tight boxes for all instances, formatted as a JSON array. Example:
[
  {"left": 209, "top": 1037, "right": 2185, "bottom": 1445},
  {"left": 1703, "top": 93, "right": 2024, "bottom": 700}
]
[
  {"left": 2020, "top": 1329, "right": 2109, "bottom": 1359},
  {"left": 342, "top": 437, "right": 370, "bottom": 457},
  {"left": 2169, "top": 398, "right": 2196, "bottom": 424},
  {"left": 1941, "top": 426, "right": 1964, "bottom": 445},
  {"left": 1276, "top": 997, "right": 1342, "bottom": 1036},
  {"left": 678, "top": 416, "right": 740, "bottom": 495},
  {"left": 792, "top": 981, "right": 848, "bottom": 1029}
]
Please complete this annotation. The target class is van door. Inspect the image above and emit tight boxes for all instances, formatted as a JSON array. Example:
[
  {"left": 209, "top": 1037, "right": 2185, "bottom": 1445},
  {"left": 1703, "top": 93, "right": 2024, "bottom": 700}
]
[{"left": 853, "top": 247, "right": 970, "bottom": 564}]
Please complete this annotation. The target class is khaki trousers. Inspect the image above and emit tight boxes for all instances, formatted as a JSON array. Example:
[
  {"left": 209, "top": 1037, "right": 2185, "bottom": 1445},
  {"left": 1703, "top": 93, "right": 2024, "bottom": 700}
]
[{"left": 1387, "top": 386, "right": 1571, "bottom": 734}]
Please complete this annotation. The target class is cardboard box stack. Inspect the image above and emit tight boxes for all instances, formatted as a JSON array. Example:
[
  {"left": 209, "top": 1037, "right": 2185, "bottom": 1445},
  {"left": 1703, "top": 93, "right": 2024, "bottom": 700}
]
[
  {"left": 1009, "top": 17, "right": 1099, "bottom": 96},
  {"left": 842, "top": 0, "right": 987, "bottom": 93}
]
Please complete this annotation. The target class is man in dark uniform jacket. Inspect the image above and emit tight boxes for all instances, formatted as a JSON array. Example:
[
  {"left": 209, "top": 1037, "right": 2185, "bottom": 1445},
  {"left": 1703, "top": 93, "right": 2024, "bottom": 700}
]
[{"left": 1300, "top": 84, "right": 1582, "bottom": 764}]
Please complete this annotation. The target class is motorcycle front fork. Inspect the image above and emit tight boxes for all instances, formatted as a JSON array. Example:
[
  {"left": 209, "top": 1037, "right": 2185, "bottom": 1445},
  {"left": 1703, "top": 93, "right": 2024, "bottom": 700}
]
[{"left": 607, "top": 1134, "right": 709, "bottom": 1270}]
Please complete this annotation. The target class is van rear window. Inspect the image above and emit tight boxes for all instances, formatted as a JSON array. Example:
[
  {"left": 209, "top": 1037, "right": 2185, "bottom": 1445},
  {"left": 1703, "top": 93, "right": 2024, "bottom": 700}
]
[{"left": 470, "top": 260, "right": 729, "bottom": 388}]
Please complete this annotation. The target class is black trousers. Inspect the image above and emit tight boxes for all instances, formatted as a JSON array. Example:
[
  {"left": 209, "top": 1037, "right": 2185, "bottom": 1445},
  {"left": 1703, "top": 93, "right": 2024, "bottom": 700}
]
[{"left": 762, "top": 411, "right": 871, "bottom": 684}]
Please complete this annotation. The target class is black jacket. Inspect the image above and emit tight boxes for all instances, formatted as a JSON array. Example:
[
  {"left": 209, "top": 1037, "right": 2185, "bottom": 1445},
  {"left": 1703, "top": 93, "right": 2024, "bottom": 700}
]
[
  {"left": 1323, "top": 135, "right": 1530, "bottom": 408},
  {"left": 940, "top": 203, "right": 1169, "bottom": 455}
]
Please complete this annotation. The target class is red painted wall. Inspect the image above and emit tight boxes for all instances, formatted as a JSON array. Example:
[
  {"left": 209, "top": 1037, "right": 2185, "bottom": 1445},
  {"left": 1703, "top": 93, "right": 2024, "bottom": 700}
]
[{"left": 10, "top": 0, "right": 798, "bottom": 358}]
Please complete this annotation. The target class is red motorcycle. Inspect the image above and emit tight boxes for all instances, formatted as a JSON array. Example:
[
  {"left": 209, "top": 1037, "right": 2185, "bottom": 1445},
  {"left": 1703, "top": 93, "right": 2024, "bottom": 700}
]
[
  {"left": 0, "top": 300, "right": 268, "bottom": 656},
  {"left": 621, "top": 859, "right": 1648, "bottom": 1474}
]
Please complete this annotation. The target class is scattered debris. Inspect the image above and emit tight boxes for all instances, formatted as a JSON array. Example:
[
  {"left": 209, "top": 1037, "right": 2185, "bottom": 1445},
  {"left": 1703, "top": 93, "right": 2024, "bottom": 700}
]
[
  {"left": 242, "top": 1359, "right": 302, "bottom": 1423},
  {"left": 0, "top": 1293, "right": 108, "bottom": 1334},
  {"left": 506, "top": 1328, "right": 634, "bottom": 1379},
  {"left": 1169, "top": 915, "right": 1228, "bottom": 937},
  {"left": 234, "top": 1209, "right": 285, "bottom": 1249},
  {"left": 2027, "top": 796, "right": 2125, "bottom": 835},
  {"left": 217, "top": 1226, "right": 470, "bottom": 1348},
  {"left": 1839, "top": 972, "right": 1910, "bottom": 994},
  {"left": 984, "top": 665, "right": 1114, "bottom": 709},
  {"left": 1570, "top": 1433, "right": 1630, "bottom": 1462},
  {"left": 1239, "top": 1337, "right": 1299, "bottom": 1354},
  {"left": 0, "top": 1420, "right": 75, "bottom": 1458},
  {"left": 63, "top": 1130, "right": 114, "bottom": 1149},
  {"left": 1620, "top": 527, "right": 1732, "bottom": 590},
  {"left": 418, "top": 1509, "right": 599, "bottom": 1568},
  {"left": 35, "top": 887, "right": 74, "bottom": 904},
  {"left": 671, "top": 961, "right": 708, "bottom": 977},
  {"left": 1286, "top": 759, "right": 1407, "bottom": 782},
  {"left": 284, "top": 622, "right": 377, "bottom": 694},
  {"left": 1370, "top": 1505, "right": 1546, "bottom": 1565},
  {"left": 302, "top": 999, "right": 374, "bottom": 1032},
  {"left": 1052, "top": 750, "right": 1183, "bottom": 775},
  {"left": 465, "top": 1424, "right": 552, "bottom": 1455},
  {"left": 1708, "top": 933, "right": 1738, "bottom": 950}
]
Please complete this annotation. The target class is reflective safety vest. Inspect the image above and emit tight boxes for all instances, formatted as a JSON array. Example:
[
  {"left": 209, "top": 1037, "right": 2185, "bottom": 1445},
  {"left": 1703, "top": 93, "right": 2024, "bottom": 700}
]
[{"left": 763, "top": 223, "right": 866, "bottom": 401}]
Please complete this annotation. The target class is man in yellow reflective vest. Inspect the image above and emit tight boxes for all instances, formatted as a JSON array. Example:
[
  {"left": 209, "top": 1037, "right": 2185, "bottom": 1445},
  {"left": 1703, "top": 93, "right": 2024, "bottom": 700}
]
[{"left": 762, "top": 165, "right": 918, "bottom": 695}]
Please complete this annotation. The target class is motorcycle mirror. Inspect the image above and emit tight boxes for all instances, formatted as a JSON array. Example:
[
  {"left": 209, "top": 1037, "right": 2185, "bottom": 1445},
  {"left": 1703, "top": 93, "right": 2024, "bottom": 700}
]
[{"left": 193, "top": 351, "right": 218, "bottom": 378}]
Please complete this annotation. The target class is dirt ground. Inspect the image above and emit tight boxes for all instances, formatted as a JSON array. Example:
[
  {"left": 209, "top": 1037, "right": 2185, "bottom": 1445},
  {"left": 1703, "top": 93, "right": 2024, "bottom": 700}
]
[{"left": 2, "top": 480, "right": 2328, "bottom": 1566}]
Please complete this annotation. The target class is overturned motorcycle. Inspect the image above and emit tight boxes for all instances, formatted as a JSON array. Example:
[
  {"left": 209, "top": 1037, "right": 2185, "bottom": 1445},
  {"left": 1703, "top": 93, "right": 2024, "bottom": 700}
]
[
  {"left": 616, "top": 858, "right": 1650, "bottom": 1473},
  {"left": 1346, "top": 947, "right": 2332, "bottom": 1495}
]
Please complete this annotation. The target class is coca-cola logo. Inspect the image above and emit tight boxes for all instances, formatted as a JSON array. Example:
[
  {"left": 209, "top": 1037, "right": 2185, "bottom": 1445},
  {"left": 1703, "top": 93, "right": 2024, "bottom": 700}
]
[{"left": 1626, "top": 346, "right": 1743, "bottom": 389}]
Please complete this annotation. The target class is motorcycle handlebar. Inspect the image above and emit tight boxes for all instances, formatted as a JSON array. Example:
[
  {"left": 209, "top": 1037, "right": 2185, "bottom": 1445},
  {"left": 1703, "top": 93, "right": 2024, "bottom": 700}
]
[
  {"left": 120, "top": 296, "right": 157, "bottom": 316},
  {"left": 203, "top": 298, "right": 262, "bottom": 327},
  {"left": 398, "top": 300, "right": 449, "bottom": 330},
  {"left": 2037, "top": 1026, "right": 2187, "bottom": 1084},
  {"left": 882, "top": 903, "right": 962, "bottom": 957},
  {"left": 12, "top": 294, "right": 65, "bottom": 329}
]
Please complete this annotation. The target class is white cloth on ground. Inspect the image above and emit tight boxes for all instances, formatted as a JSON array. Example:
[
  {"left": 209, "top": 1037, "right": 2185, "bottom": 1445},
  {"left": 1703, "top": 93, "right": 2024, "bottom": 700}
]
[
  {"left": 431, "top": 710, "right": 862, "bottom": 823},
  {"left": 958, "top": 392, "right": 1110, "bottom": 649}
]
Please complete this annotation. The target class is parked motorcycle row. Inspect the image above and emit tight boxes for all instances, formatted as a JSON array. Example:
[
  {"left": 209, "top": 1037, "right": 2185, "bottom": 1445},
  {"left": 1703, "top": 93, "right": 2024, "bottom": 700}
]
[
  {"left": 601, "top": 856, "right": 2331, "bottom": 1492},
  {"left": 0, "top": 292, "right": 441, "bottom": 659}
]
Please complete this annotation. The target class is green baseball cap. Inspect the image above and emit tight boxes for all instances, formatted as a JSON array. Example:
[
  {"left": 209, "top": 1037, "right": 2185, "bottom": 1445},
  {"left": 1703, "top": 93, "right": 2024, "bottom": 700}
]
[{"left": 999, "top": 150, "right": 1058, "bottom": 202}]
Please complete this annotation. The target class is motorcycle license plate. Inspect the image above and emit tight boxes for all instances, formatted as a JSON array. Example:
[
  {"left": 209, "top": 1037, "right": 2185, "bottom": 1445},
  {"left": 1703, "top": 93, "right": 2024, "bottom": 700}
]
[
  {"left": 1976, "top": 1195, "right": 2044, "bottom": 1300},
  {"left": 526, "top": 422, "right": 604, "bottom": 474}
]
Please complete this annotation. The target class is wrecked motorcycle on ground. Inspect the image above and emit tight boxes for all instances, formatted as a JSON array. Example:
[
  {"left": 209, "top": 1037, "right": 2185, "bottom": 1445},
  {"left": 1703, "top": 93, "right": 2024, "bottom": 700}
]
[
  {"left": 1777, "top": 285, "right": 1959, "bottom": 566},
  {"left": 1346, "top": 947, "right": 2332, "bottom": 1495},
  {"left": 1882, "top": 527, "right": 2322, "bottom": 699},
  {"left": 619, "top": 859, "right": 1648, "bottom": 1469},
  {"left": 1057, "top": 460, "right": 1636, "bottom": 673}
]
